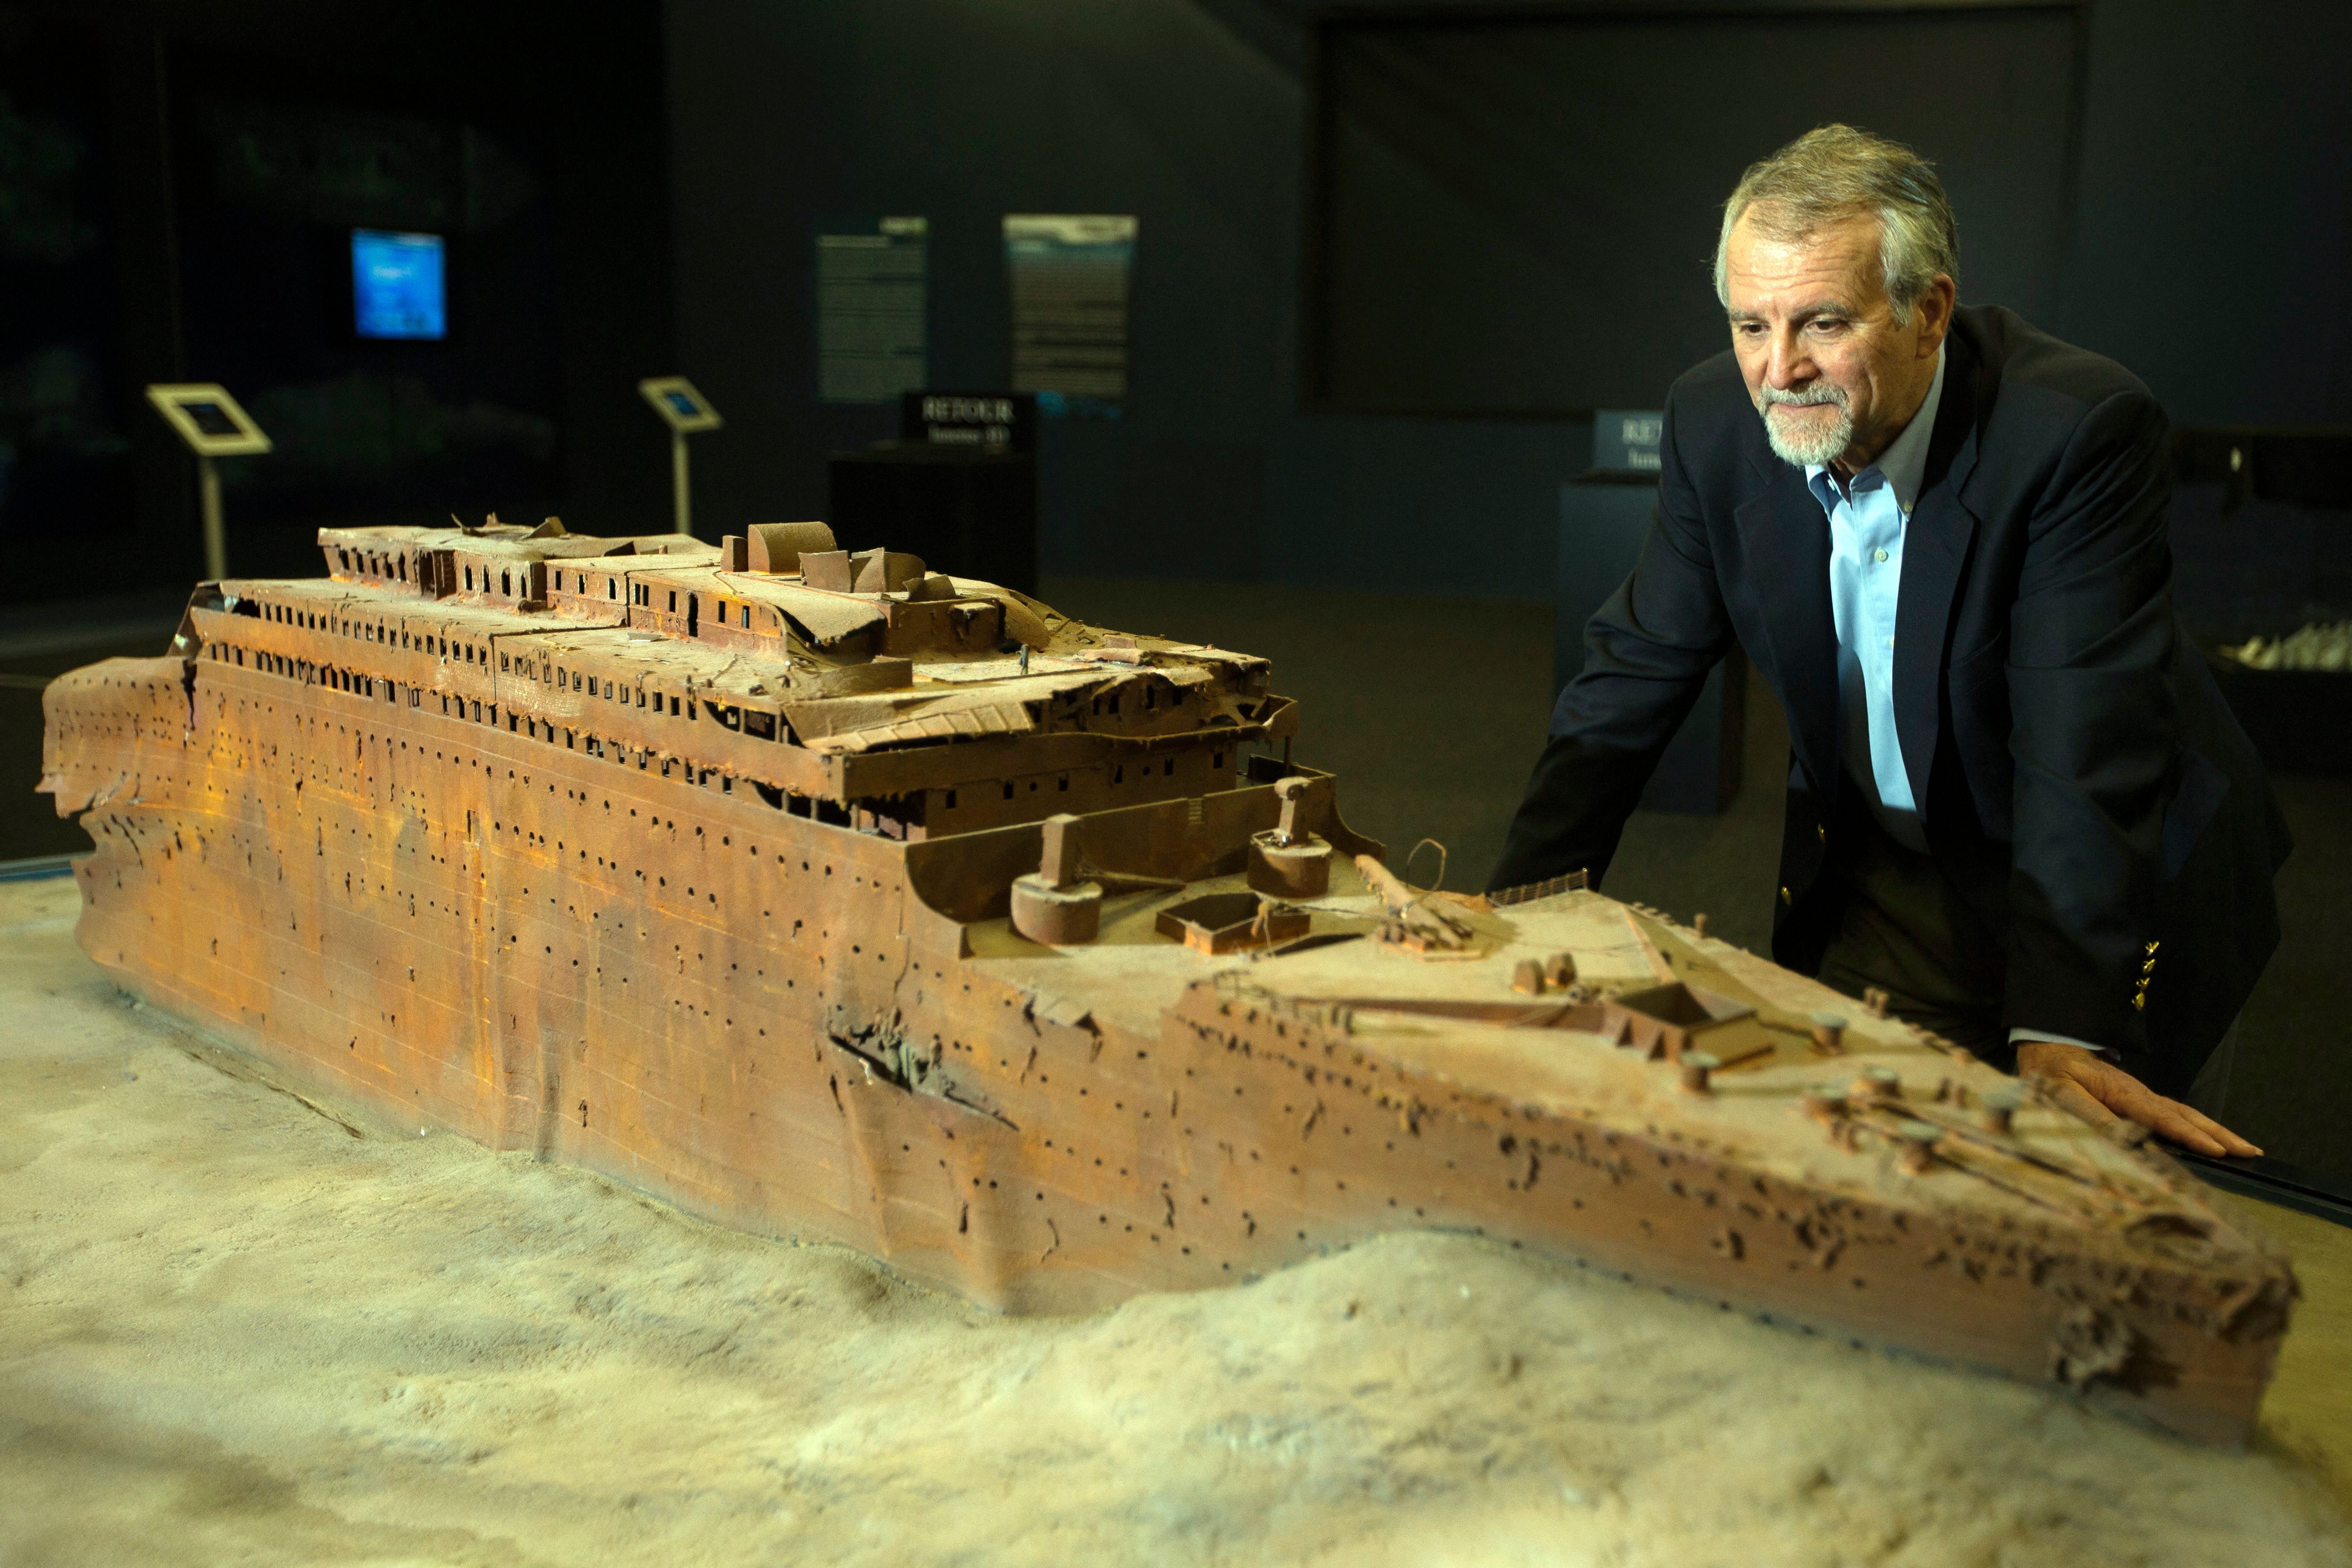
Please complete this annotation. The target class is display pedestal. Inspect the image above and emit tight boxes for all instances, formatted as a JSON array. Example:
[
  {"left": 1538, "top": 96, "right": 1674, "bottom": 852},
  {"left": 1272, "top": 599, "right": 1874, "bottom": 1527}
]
[{"left": 1556, "top": 475, "right": 1745, "bottom": 814}]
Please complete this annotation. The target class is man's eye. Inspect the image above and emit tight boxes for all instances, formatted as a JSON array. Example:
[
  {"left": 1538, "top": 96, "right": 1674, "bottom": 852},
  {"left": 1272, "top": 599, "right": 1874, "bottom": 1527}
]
[{"left": 1808, "top": 319, "right": 1846, "bottom": 335}]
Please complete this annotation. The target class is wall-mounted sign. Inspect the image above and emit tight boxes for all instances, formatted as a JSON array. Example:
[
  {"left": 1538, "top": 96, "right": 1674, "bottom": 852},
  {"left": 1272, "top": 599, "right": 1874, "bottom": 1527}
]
[
  {"left": 1593, "top": 408, "right": 1664, "bottom": 473},
  {"left": 1004, "top": 214, "right": 1135, "bottom": 417},
  {"left": 816, "top": 216, "right": 928, "bottom": 404},
  {"left": 901, "top": 390, "right": 1037, "bottom": 453}
]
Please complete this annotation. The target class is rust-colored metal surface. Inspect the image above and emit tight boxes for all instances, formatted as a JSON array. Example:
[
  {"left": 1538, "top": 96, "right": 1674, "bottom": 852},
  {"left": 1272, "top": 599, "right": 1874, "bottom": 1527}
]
[{"left": 39, "top": 519, "right": 2296, "bottom": 1444}]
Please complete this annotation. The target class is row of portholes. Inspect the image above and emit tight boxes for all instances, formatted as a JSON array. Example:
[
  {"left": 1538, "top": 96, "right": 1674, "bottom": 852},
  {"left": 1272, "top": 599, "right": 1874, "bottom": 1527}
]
[
  {"left": 227, "top": 622, "right": 768, "bottom": 762},
  {"left": 450, "top": 560, "right": 623, "bottom": 603},
  {"left": 436, "top": 556, "right": 704, "bottom": 609},
  {"left": 326, "top": 539, "right": 752, "bottom": 647},
  {"left": 322, "top": 541, "right": 775, "bottom": 656},
  {"left": 231, "top": 620, "right": 672, "bottom": 733},
  {"left": 497, "top": 647, "right": 699, "bottom": 726},
  {"left": 332, "top": 544, "right": 410, "bottom": 584},
  {"left": 228, "top": 638, "right": 623, "bottom": 763},
  {"left": 221, "top": 635, "right": 901, "bottom": 853},
  {"left": 250, "top": 596, "right": 489, "bottom": 666},
  {"left": 211, "top": 630, "right": 1008, "bottom": 847}
]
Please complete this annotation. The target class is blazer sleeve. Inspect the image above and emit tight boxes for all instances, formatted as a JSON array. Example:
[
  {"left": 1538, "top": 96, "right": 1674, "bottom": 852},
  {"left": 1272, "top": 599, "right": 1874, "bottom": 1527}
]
[
  {"left": 1487, "top": 391, "right": 1737, "bottom": 893},
  {"left": 2000, "top": 388, "right": 2180, "bottom": 1054}
]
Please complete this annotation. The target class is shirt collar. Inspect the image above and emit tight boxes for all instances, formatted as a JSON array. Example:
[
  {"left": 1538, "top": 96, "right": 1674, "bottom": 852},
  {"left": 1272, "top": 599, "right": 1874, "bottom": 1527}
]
[{"left": 1806, "top": 343, "right": 1946, "bottom": 516}]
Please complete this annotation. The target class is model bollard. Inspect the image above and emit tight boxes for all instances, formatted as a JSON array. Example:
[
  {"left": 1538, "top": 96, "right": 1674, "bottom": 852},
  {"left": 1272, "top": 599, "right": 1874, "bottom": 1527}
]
[{"left": 1896, "top": 1120, "right": 1941, "bottom": 1175}]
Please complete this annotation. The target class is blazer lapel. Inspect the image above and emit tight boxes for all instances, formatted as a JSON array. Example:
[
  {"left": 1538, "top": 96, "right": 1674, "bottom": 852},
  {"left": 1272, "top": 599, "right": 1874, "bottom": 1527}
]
[
  {"left": 1734, "top": 460, "right": 1841, "bottom": 796},
  {"left": 1893, "top": 330, "right": 1989, "bottom": 817}
]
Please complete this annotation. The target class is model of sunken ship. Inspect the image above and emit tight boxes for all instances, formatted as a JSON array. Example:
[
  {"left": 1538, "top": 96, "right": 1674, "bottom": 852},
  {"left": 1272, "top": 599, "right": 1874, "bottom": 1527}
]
[{"left": 39, "top": 516, "right": 2296, "bottom": 1445}]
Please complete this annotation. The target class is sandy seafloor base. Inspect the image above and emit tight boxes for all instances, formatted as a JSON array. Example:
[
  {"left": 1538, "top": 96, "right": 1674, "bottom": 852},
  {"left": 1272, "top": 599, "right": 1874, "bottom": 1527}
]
[{"left": 1, "top": 877, "right": 2347, "bottom": 1568}]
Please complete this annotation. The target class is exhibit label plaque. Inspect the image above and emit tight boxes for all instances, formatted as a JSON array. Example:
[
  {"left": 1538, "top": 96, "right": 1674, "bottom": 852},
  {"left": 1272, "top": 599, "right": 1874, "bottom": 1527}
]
[
  {"left": 817, "top": 216, "right": 928, "bottom": 404},
  {"left": 901, "top": 390, "right": 1037, "bottom": 451},
  {"left": 1593, "top": 408, "right": 1664, "bottom": 473},
  {"left": 1004, "top": 214, "right": 1135, "bottom": 416}
]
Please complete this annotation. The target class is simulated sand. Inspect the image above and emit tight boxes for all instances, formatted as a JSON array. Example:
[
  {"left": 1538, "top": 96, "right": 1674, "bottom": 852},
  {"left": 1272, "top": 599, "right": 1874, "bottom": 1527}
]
[{"left": 1, "top": 876, "right": 2345, "bottom": 1567}]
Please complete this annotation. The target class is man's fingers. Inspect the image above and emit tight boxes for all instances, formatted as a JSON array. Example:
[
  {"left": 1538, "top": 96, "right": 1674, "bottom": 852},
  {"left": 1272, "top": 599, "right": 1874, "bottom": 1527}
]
[
  {"left": 2016, "top": 1046, "right": 2264, "bottom": 1157},
  {"left": 2137, "top": 1103, "right": 2227, "bottom": 1157},
  {"left": 2082, "top": 1070, "right": 2221, "bottom": 1155},
  {"left": 2034, "top": 1065, "right": 2219, "bottom": 1155},
  {"left": 2091, "top": 1069, "right": 2261, "bottom": 1157},
  {"left": 2167, "top": 1100, "right": 2263, "bottom": 1158},
  {"left": 2072, "top": 1065, "right": 2255, "bottom": 1158},
  {"left": 2040, "top": 1075, "right": 2123, "bottom": 1133}
]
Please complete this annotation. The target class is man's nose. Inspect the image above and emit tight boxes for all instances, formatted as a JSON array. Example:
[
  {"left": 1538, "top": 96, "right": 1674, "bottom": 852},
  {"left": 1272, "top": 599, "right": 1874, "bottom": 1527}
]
[{"left": 1764, "top": 329, "right": 1813, "bottom": 389}]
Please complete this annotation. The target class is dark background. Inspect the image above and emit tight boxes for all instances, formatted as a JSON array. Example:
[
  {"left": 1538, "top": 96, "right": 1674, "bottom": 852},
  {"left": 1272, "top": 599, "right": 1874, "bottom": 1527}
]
[
  {"left": 2, "top": 0, "right": 2343, "bottom": 596},
  {"left": 1312, "top": 6, "right": 2085, "bottom": 415},
  {"left": 0, "top": 0, "right": 671, "bottom": 598},
  {"left": 0, "top": 0, "right": 2347, "bottom": 1174},
  {"left": 664, "top": 0, "right": 2350, "bottom": 594}
]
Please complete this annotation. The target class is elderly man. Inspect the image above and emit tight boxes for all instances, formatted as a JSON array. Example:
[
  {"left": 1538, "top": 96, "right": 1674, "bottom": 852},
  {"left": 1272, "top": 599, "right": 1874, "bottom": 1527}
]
[{"left": 1490, "top": 125, "right": 2286, "bottom": 1156}]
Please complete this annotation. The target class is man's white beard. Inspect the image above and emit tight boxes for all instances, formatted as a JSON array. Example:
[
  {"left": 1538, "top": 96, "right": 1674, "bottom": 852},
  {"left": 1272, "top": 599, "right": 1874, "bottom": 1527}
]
[{"left": 1759, "top": 383, "right": 1853, "bottom": 468}]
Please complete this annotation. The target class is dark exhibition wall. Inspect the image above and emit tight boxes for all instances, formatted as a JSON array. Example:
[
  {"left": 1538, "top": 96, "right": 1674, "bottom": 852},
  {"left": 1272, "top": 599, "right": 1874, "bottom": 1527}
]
[
  {"left": 1311, "top": 6, "right": 2087, "bottom": 416},
  {"left": 664, "top": 0, "right": 2351, "bottom": 598},
  {"left": 3, "top": 0, "right": 2342, "bottom": 604},
  {"left": 0, "top": 0, "right": 671, "bottom": 603}
]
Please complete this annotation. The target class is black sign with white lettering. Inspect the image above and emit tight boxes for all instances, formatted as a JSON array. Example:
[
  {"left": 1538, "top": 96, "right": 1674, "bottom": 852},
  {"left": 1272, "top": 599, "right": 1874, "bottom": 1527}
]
[
  {"left": 1592, "top": 409, "right": 1664, "bottom": 473},
  {"left": 900, "top": 391, "right": 1038, "bottom": 453}
]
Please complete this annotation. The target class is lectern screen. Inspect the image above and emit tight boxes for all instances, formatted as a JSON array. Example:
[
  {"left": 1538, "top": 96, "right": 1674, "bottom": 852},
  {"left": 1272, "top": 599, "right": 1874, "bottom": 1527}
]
[{"left": 182, "top": 401, "right": 241, "bottom": 437}]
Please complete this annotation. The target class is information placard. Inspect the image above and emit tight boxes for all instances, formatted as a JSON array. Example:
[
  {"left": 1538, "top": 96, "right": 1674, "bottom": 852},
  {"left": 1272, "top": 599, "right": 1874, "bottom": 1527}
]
[
  {"left": 1004, "top": 214, "right": 1135, "bottom": 416},
  {"left": 816, "top": 216, "right": 928, "bottom": 404}
]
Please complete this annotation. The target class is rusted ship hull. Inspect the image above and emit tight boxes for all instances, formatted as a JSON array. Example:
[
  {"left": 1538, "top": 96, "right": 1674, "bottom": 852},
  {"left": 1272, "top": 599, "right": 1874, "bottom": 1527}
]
[{"left": 46, "top": 647, "right": 2295, "bottom": 1445}]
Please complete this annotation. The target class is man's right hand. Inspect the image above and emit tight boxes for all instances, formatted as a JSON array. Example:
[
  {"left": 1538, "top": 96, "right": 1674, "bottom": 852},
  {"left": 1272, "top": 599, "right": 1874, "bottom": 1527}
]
[{"left": 2015, "top": 1039, "right": 2260, "bottom": 1158}]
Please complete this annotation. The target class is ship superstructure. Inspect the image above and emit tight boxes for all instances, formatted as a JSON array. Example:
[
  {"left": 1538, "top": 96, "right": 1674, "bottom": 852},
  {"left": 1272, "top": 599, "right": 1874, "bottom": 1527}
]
[
  {"left": 219, "top": 519, "right": 1283, "bottom": 838},
  {"left": 41, "top": 520, "right": 2296, "bottom": 1445}
]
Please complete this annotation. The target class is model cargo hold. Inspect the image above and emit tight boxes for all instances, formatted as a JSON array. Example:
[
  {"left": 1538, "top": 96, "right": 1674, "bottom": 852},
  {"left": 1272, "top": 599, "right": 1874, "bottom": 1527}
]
[{"left": 40, "top": 519, "right": 2295, "bottom": 1443}]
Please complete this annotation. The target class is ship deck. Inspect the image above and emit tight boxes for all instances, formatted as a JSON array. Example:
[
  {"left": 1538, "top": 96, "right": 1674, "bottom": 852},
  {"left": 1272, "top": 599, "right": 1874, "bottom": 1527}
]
[{"left": 966, "top": 870, "right": 2254, "bottom": 1252}]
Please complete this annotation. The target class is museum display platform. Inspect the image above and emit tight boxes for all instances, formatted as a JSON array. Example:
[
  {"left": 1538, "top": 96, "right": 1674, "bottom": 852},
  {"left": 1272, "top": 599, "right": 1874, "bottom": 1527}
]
[{"left": 0, "top": 865, "right": 2344, "bottom": 1562}]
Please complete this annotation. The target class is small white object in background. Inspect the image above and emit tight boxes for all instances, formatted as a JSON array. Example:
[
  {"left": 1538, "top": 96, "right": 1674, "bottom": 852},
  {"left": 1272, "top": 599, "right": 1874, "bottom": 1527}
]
[{"left": 2224, "top": 620, "right": 2352, "bottom": 671}]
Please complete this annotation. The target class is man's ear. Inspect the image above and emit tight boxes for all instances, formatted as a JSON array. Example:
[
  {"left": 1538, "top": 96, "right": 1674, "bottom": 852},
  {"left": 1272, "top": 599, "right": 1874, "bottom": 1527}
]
[{"left": 1917, "top": 275, "right": 1957, "bottom": 356}]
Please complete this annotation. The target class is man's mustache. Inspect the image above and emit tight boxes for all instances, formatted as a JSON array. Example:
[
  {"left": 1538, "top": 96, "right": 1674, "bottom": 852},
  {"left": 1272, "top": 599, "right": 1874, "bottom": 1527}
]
[{"left": 1759, "top": 383, "right": 1849, "bottom": 412}]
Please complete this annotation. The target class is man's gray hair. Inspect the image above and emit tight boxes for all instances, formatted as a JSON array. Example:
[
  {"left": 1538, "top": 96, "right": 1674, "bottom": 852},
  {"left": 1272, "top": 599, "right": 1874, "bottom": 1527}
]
[{"left": 1713, "top": 124, "right": 1959, "bottom": 323}]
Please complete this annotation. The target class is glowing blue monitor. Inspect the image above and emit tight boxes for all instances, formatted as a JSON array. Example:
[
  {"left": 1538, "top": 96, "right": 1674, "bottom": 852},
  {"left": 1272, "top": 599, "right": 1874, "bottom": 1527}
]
[{"left": 352, "top": 230, "right": 446, "bottom": 340}]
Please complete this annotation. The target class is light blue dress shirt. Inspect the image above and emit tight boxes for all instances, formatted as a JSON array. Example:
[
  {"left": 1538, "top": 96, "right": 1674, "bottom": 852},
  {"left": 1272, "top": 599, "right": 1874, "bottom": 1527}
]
[
  {"left": 1804, "top": 347, "right": 1945, "bottom": 855},
  {"left": 1799, "top": 350, "right": 2104, "bottom": 1057}
]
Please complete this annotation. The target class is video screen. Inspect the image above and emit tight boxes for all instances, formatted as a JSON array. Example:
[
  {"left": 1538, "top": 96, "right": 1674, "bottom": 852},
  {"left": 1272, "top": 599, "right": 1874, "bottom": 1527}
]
[
  {"left": 182, "top": 401, "right": 241, "bottom": 437},
  {"left": 352, "top": 230, "right": 447, "bottom": 340}
]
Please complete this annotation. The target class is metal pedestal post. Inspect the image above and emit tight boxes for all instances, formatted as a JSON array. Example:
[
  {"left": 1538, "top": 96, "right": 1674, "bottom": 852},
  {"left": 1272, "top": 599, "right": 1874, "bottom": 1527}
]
[{"left": 198, "top": 455, "right": 226, "bottom": 581}]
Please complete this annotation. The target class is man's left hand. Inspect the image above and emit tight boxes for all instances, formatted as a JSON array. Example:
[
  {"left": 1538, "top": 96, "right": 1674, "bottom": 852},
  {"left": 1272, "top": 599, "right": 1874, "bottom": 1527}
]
[{"left": 2014, "top": 1040, "right": 2261, "bottom": 1157}]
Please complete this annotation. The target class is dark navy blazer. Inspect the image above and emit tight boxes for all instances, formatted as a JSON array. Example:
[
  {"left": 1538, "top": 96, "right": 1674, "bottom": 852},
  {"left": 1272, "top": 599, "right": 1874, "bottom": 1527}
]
[{"left": 1490, "top": 306, "right": 2290, "bottom": 1094}]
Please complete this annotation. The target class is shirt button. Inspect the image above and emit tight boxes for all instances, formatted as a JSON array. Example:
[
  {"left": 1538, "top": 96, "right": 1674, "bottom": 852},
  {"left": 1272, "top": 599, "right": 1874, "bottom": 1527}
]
[{"left": 1873, "top": 549, "right": 1889, "bottom": 563}]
